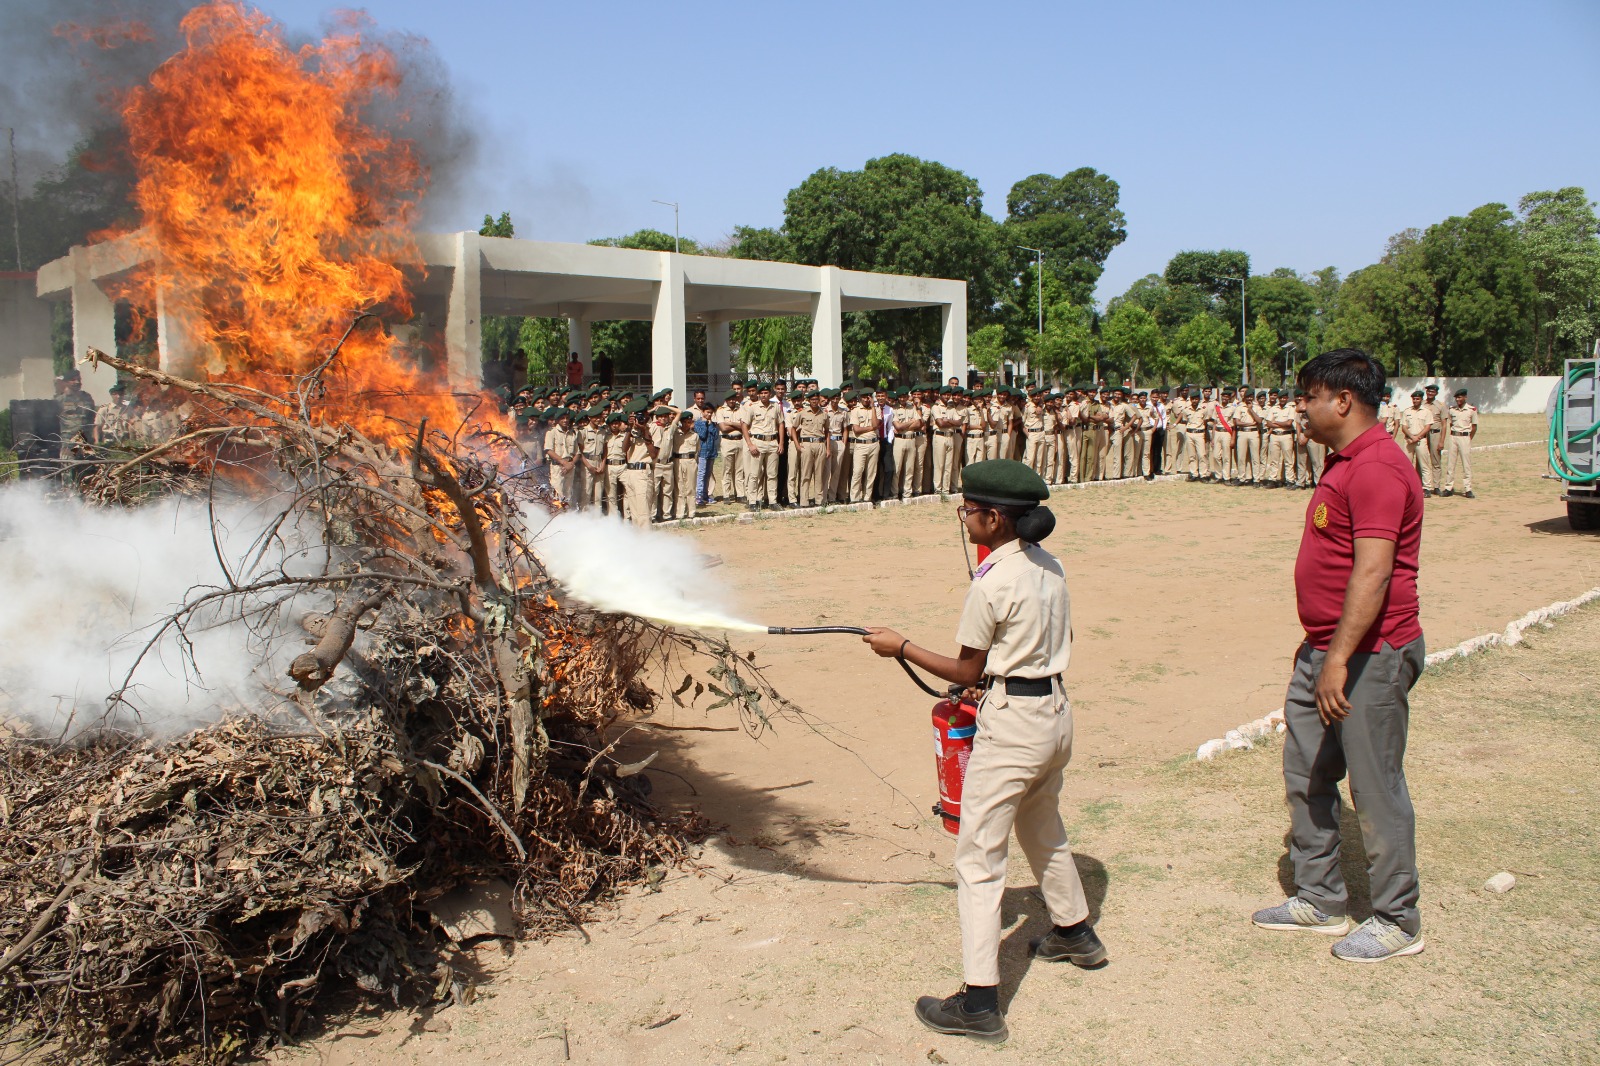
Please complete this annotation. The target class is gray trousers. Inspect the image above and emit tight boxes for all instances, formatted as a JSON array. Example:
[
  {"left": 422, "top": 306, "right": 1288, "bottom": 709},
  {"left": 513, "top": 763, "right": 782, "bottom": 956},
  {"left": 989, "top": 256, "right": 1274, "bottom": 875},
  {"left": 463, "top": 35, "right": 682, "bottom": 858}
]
[{"left": 1282, "top": 636, "right": 1425, "bottom": 934}]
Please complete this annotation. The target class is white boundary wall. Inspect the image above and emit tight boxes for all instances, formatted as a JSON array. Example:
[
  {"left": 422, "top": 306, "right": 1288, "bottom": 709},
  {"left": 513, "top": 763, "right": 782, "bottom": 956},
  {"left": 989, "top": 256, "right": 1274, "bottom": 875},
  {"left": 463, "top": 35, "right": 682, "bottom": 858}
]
[{"left": 1389, "top": 376, "right": 1558, "bottom": 415}]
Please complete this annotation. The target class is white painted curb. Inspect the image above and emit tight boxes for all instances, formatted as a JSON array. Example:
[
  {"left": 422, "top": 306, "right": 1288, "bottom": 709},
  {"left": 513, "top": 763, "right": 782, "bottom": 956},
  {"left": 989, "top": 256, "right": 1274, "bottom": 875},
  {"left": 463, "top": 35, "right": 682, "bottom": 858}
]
[
  {"left": 1474, "top": 439, "right": 1542, "bottom": 452},
  {"left": 1194, "top": 586, "right": 1600, "bottom": 761}
]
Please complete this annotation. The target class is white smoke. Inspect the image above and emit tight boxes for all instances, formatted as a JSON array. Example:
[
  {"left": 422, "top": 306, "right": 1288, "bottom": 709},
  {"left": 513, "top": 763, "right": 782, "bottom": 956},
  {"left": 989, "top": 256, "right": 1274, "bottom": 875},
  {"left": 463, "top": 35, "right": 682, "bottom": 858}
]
[
  {"left": 0, "top": 485, "right": 318, "bottom": 739},
  {"left": 524, "top": 506, "right": 765, "bottom": 633}
]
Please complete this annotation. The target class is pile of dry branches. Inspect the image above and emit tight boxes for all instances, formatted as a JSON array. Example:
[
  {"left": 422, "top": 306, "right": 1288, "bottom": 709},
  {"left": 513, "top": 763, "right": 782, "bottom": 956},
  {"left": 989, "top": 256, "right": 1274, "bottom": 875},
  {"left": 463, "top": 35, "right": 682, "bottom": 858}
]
[{"left": 0, "top": 344, "right": 781, "bottom": 1063}]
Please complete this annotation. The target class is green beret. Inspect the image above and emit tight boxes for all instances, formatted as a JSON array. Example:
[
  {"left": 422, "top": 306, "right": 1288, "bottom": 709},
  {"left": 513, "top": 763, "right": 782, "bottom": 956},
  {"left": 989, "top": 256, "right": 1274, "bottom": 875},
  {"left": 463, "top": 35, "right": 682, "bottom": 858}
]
[
  {"left": 724, "top": 391, "right": 740, "bottom": 404},
  {"left": 1424, "top": 383, "right": 1439, "bottom": 391},
  {"left": 1410, "top": 389, "right": 1423, "bottom": 397},
  {"left": 1382, "top": 387, "right": 1393, "bottom": 396},
  {"left": 678, "top": 409, "right": 696, "bottom": 421},
  {"left": 744, "top": 379, "right": 759, "bottom": 388},
  {"left": 651, "top": 406, "right": 674, "bottom": 418},
  {"left": 821, "top": 388, "right": 839, "bottom": 398},
  {"left": 962, "top": 459, "right": 1050, "bottom": 507},
  {"left": 547, "top": 406, "right": 569, "bottom": 420},
  {"left": 606, "top": 412, "right": 626, "bottom": 425},
  {"left": 625, "top": 397, "right": 649, "bottom": 415},
  {"left": 1454, "top": 388, "right": 1468, "bottom": 397},
  {"left": 650, "top": 388, "right": 671, "bottom": 401}
]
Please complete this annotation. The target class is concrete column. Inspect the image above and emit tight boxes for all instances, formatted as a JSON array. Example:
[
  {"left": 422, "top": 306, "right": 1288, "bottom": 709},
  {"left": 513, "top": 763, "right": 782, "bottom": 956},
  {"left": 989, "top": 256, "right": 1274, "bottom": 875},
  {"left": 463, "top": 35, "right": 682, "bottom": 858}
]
[
  {"left": 706, "top": 320, "right": 731, "bottom": 395},
  {"left": 155, "top": 286, "right": 198, "bottom": 376},
  {"left": 69, "top": 247, "right": 118, "bottom": 399},
  {"left": 567, "top": 316, "right": 592, "bottom": 378},
  {"left": 0, "top": 275, "right": 56, "bottom": 404},
  {"left": 651, "top": 252, "right": 686, "bottom": 402},
  {"left": 445, "top": 230, "right": 483, "bottom": 387},
  {"left": 812, "top": 266, "right": 844, "bottom": 388},
  {"left": 940, "top": 295, "right": 968, "bottom": 387}
]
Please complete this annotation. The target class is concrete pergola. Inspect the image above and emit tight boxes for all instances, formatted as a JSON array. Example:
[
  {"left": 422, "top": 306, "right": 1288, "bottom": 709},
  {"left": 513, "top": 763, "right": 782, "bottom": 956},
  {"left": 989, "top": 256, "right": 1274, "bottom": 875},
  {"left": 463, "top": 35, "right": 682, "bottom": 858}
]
[{"left": 6, "top": 232, "right": 968, "bottom": 404}]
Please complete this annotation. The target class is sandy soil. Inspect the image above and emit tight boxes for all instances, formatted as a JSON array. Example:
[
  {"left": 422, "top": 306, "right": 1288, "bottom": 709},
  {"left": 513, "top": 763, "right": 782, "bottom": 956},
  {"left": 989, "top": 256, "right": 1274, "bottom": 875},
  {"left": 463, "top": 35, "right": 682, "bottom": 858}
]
[{"left": 280, "top": 419, "right": 1598, "bottom": 1064}]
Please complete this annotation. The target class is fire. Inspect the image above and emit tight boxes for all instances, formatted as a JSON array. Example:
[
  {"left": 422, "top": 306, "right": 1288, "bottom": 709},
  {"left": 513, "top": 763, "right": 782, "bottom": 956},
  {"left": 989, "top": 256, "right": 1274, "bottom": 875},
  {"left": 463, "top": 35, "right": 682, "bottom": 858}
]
[{"left": 108, "top": 1, "right": 477, "bottom": 443}]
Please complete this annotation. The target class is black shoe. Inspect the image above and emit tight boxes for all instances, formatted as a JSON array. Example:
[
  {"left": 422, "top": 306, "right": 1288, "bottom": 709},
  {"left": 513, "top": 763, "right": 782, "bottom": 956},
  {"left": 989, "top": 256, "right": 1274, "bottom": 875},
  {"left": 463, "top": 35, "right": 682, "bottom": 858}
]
[
  {"left": 1032, "top": 925, "right": 1109, "bottom": 967},
  {"left": 1464, "top": 490, "right": 1475, "bottom": 499},
  {"left": 1442, "top": 489, "right": 1453, "bottom": 497},
  {"left": 1228, "top": 478, "right": 1239, "bottom": 486},
  {"left": 913, "top": 988, "right": 1008, "bottom": 1042}
]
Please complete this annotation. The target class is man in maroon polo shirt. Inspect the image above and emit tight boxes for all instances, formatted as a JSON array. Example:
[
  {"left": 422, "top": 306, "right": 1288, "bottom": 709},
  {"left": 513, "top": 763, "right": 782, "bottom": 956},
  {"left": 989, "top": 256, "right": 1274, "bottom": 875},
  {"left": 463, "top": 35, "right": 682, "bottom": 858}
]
[{"left": 1251, "top": 348, "right": 1427, "bottom": 964}]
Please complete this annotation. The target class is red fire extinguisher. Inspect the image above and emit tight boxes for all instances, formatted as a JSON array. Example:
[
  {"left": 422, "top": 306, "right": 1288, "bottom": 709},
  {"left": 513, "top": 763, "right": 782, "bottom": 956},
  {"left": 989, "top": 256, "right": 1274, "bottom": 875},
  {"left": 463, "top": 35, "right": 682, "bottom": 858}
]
[{"left": 931, "top": 693, "right": 978, "bottom": 835}]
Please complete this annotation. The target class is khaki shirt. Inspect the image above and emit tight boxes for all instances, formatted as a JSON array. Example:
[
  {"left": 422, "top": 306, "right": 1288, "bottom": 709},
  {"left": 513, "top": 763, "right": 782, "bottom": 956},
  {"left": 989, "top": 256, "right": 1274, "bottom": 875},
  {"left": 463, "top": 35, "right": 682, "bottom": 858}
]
[
  {"left": 1445, "top": 404, "right": 1479, "bottom": 434},
  {"left": 545, "top": 425, "right": 579, "bottom": 461},
  {"left": 1231, "top": 401, "right": 1260, "bottom": 430},
  {"left": 1184, "top": 403, "right": 1207, "bottom": 432},
  {"left": 826, "top": 407, "right": 848, "bottom": 437},
  {"left": 955, "top": 538, "right": 1072, "bottom": 680},
  {"left": 649, "top": 420, "right": 679, "bottom": 464},
  {"left": 892, "top": 404, "right": 918, "bottom": 436},
  {"left": 797, "top": 408, "right": 829, "bottom": 439},
  {"left": 605, "top": 430, "right": 627, "bottom": 462},
  {"left": 624, "top": 426, "right": 652, "bottom": 465},
  {"left": 742, "top": 400, "right": 781, "bottom": 440},
  {"left": 965, "top": 405, "right": 986, "bottom": 433},
  {"left": 1023, "top": 400, "right": 1044, "bottom": 432},
  {"left": 1399, "top": 405, "right": 1434, "bottom": 441},
  {"left": 1427, "top": 399, "right": 1448, "bottom": 432},
  {"left": 95, "top": 402, "right": 132, "bottom": 441},
  {"left": 580, "top": 425, "right": 607, "bottom": 461},
  {"left": 717, "top": 401, "right": 745, "bottom": 437},
  {"left": 848, "top": 404, "right": 878, "bottom": 439}
]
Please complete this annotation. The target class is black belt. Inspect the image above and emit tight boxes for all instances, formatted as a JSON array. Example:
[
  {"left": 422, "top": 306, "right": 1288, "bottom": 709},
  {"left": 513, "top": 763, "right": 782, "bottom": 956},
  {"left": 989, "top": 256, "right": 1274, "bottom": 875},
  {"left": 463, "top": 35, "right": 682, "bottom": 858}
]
[
  {"left": 800, "top": 435, "right": 826, "bottom": 442},
  {"left": 752, "top": 432, "right": 778, "bottom": 440},
  {"left": 851, "top": 434, "right": 877, "bottom": 441},
  {"left": 607, "top": 459, "right": 626, "bottom": 465},
  {"left": 966, "top": 431, "right": 985, "bottom": 438},
  {"left": 830, "top": 434, "right": 843, "bottom": 441},
  {"left": 723, "top": 432, "right": 743, "bottom": 439},
  {"left": 626, "top": 462, "right": 649, "bottom": 469},
  {"left": 990, "top": 675, "right": 1059, "bottom": 697},
  {"left": 1451, "top": 431, "right": 1471, "bottom": 436},
  {"left": 674, "top": 452, "right": 697, "bottom": 459},
  {"left": 1271, "top": 431, "right": 1292, "bottom": 435}
]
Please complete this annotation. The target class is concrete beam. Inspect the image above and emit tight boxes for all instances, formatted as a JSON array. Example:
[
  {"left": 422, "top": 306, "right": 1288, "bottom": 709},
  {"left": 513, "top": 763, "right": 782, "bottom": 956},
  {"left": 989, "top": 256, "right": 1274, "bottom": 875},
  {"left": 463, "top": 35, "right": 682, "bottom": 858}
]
[
  {"left": 156, "top": 286, "right": 198, "bottom": 376},
  {"left": 812, "top": 266, "right": 843, "bottom": 389},
  {"left": 70, "top": 247, "right": 118, "bottom": 399},
  {"left": 651, "top": 253, "right": 686, "bottom": 402},
  {"left": 445, "top": 231, "right": 482, "bottom": 387},
  {"left": 0, "top": 275, "right": 56, "bottom": 404}
]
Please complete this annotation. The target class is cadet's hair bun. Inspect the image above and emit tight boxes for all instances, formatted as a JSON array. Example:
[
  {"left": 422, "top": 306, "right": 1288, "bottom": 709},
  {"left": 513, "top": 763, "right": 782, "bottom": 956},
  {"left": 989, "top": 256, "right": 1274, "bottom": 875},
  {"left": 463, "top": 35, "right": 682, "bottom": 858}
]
[{"left": 1015, "top": 506, "right": 1055, "bottom": 543}]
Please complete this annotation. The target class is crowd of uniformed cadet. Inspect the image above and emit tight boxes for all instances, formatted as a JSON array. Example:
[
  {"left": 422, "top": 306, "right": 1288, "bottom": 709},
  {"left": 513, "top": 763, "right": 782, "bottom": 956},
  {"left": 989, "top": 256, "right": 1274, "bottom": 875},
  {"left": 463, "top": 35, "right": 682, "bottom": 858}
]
[
  {"left": 504, "top": 375, "right": 1482, "bottom": 524},
  {"left": 32, "top": 367, "right": 1478, "bottom": 506}
]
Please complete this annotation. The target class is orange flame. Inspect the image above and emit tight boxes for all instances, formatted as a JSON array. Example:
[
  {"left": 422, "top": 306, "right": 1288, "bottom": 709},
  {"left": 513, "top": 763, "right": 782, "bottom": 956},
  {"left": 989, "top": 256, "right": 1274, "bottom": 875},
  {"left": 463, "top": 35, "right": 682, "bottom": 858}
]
[{"left": 110, "top": 1, "right": 477, "bottom": 443}]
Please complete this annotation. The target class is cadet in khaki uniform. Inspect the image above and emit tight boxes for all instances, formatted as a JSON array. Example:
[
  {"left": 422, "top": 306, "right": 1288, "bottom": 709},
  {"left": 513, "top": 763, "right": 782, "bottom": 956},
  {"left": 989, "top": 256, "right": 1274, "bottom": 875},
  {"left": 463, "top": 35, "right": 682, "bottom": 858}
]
[
  {"left": 861, "top": 460, "right": 1104, "bottom": 1043},
  {"left": 1084, "top": 390, "right": 1112, "bottom": 481},
  {"left": 931, "top": 388, "right": 961, "bottom": 494},
  {"left": 1263, "top": 391, "right": 1296, "bottom": 486},
  {"left": 963, "top": 395, "right": 988, "bottom": 476},
  {"left": 1021, "top": 392, "right": 1048, "bottom": 476},
  {"left": 603, "top": 412, "right": 629, "bottom": 515},
  {"left": 1381, "top": 388, "right": 1403, "bottom": 444},
  {"left": 94, "top": 383, "right": 134, "bottom": 444},
  {"left": 620, "top": 410, "right": 657, "bottom": 528},
  {"left": 1441, "top": 387, "right": 1478, "bottom": 497},
  {"left": 794, "top": 393, "right": 830, "bottom": 506},
  {"left": 1424, "top": 384, "right": 1446, "bottom": 490},
  {"left": 673, "top": 410, "right": 701, "bottom": 518},
  {"left": 823, "top": 390, "right": 849, "bottom": 503},
  {"left": 847, "top": 391, "right": 881, "bottom": 503},
  {"left": 742, "top": 384, "right": 785, "bottom": 508},
  {"left": 1183, "top": 391, "right": 1209, "bottom": 480},
  {"left": 1207, "top": 388, "right": 1234, "bottom": 482},
  {"left": 581, "top": 409, "right": 611, "bottom": 509},
  {"left": 717, "top": 392, "right": 746, "bottom": 502},
  {"left": 1232, "top": 389, "right": 1263, "bottom": 484},
  {"left": 891, "top": 391, "right": 922, "bottom": 500},
  {"left": 1398, "top": 390, "right": 1436, "bottom": 493},
  {"left": 544, "top": 408, "right": 581, "bottom": 504},
  {"left": 648, "top": 407, "right": 680, "bottom": 520}
]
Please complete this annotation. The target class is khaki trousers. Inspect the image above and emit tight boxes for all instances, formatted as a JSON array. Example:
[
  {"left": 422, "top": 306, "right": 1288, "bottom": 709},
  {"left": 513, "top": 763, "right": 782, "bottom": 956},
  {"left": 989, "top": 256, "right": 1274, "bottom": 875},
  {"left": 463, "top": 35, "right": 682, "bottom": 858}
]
[
  {"left": 1065, "top": 427, "right": 1082, "bottom": 482},
  {"left": 849, "top": 441, "right": 879, "bottom": 502},
  {"left": 651, "top": 463, "right": 675, "bottom": 520},
  {"left": 786, "top": 441, "right": 801, "bottom": 502},
  {"left": 1122, "top": 430, "right": 1144, "bottom": 478},
  {"left": 1307, "top": 441, "right": 1328, "bottom": 485},
  {"left": 799, "top": 441, "right": 826, "bottom": 505},
  {"left": 1444, "top": 435, "right": 1472, "bottom": 491},
  {"left": 892, "top": 437, "right": 917, "bottom": 499},
  {"left": 1022, "top": 432, "right": 1047, "bottom": 476},
  {"left": 1402, "top": 438, "right": 1434, "bottom": 490},
  {"left": 548, "top": 461, "right": 575, "bottom": 504},
  {"left": 932, "top": 433, "right": 956, "bottom": 493},
  {"left": 1186, "top": 430, "right": 1209, "bottom": 477},
  {"left": 584, "top": 460, "right": 606, "bottom": 508},
  {"left": 1235, "top": 432, "right": 1261, "bottom": 482},
  {"left": 675, "top": 457, "right": 698, "bottom": 517},
  {"left": 1428, "top": 433, "right": 1444, "bottom": 489},
  {"left": 746, "top": 444, "right": 780, "bottom": 505},
  {"left": 963, "top": 435, "right": 986, "bottom": 469},
  {"left": 956, "top": 683, "right": 1090, "bottom": 986},
  {"left": 622, "top": 469, "right": 653, "bottom": 528},
  {"left": 823, "top": 439, "right": 844, "bottom": 502},
  {"left": 1265, "top": 434, "right": 1291, "bottom": 481},
  {"left": 720, "top": 441, "right": 745, "bottom": 500},
  {"left": 1088, "top": 427, "right": 1110, "bottom": 480},
  {"left": 1166, "top": 427, "right": 1184, "bottom": 474},
  {"left": 1211, "top": 432, "right": 1233, "bottom": 479},
  {"left": 605, "top": 464, "right": 626, "bottom": 515},
  {"left": 999, "top": 430, "right": 1018, "bottom": 462},
  {"left": 917, "top": 436, "right": 933, "bottom": 495}
]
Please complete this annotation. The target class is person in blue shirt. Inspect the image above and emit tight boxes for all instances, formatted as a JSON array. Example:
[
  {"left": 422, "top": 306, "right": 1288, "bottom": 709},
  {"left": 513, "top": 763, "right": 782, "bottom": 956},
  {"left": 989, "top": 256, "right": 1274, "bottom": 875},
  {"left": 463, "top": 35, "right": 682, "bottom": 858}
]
[{"left": 693, "top": 403, "right": 721, "bottom": 506}]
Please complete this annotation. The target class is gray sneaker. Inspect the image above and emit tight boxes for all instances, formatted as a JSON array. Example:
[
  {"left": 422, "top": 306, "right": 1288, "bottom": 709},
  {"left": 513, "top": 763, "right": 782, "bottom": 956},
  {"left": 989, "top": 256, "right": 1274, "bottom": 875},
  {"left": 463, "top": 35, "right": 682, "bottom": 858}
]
[
  {"left": 1331, "top": 917, "right": 1425, "bottom": 963},
  {"left": 1251, "top": 897, "right": 1351, "bottom": 935}
]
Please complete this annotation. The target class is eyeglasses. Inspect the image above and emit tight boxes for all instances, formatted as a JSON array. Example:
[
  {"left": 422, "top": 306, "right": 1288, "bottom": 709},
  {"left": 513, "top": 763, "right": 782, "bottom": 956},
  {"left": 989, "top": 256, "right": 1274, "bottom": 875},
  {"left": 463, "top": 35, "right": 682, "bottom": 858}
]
[{"left": 956, "top": 504, "right": 994, "bottom": 519}]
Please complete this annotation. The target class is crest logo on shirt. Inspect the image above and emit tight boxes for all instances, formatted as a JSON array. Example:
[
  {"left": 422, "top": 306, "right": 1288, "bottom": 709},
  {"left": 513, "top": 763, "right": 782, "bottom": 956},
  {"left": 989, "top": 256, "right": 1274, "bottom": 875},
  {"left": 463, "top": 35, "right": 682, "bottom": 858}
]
[{"left": 1313, "top": 502, "right": 1329, "bottom": 529}]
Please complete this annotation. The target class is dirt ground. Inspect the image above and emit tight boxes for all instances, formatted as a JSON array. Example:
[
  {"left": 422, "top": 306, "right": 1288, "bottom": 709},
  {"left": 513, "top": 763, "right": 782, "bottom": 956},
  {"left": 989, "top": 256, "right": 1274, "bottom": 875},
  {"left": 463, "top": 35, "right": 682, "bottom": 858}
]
[{"left": 281, "top": 417, "right": 1599, "bottom": 1064}]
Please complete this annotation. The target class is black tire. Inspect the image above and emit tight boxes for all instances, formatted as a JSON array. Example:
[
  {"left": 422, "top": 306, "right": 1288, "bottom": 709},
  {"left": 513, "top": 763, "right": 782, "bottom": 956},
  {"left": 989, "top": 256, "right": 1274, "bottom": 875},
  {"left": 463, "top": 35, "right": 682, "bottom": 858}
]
[{"left": 1568, "top": 500, "right": 1600, "bottom": 532}]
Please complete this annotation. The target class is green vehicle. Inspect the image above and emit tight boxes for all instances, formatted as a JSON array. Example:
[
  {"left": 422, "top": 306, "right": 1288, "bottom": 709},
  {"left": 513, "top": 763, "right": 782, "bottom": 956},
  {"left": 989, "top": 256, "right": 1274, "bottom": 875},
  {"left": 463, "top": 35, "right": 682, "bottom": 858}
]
[{"left": 1551, "top": 357, "right": 1600, "bottom": 531}]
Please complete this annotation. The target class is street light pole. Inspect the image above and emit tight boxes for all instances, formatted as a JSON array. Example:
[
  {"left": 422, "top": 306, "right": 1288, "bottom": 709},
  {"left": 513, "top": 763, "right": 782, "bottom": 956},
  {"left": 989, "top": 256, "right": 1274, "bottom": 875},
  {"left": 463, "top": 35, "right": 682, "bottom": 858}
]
[
  {"left": 1222, "top": 275, "right": 1247, "bottom": 385},
  {"left": 651, "top": 199, "right": 680, "bottom": 253},
  {"left": 1017, "top": 245, "right": 1044, "bottom": 386}
]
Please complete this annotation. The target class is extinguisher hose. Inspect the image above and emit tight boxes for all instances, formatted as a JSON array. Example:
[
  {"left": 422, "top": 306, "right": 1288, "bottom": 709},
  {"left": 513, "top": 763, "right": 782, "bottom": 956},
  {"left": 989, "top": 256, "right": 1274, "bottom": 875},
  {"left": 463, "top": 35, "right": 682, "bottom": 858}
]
[{"left": 767, "top": 625, "right": 950, "bottom": 698}]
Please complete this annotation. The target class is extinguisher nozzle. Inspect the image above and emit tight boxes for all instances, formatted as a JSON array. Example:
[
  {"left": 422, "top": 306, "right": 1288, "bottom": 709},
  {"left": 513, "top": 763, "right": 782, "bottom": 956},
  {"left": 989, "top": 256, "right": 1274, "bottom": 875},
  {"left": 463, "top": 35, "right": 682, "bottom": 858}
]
[{"left": 767, "top": 625, "right": 870, "bottom": 636}]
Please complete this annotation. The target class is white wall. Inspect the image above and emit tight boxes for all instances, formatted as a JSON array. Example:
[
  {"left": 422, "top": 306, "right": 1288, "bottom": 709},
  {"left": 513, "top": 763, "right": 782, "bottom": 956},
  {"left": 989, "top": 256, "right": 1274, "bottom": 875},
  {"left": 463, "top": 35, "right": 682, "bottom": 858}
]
[
  {"left": 0, "top": 276, "right": 56, "bottom": 406},
  {"left": 1389, "top": 376, "right": 1559, "bottom": 415}
]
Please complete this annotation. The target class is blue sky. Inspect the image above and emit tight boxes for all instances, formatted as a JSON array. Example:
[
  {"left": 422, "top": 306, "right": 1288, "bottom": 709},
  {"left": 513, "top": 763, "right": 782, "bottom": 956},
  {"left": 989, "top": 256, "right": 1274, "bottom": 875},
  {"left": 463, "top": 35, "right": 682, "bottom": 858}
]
[{"left": 264, "top": 0, "right": 1600, "bottom": 305}]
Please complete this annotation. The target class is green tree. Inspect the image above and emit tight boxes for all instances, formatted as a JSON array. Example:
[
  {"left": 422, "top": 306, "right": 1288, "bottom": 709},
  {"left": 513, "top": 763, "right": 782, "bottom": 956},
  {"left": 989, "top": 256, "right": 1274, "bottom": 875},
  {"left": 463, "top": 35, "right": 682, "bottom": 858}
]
[
  {"left": 1169, "top": 312, "right": 1236, "bottom": 384},
  {"left": 1246, "top": 313, "right": 1285, "bottom": 385},
  {"left": 518, "top": 317, "right": 568, "bottom": 386},
  {"left": 1101, "top": 304, "right": 1166, "bottom": 386},
  {"left": 1419, "top": 203, "right": 1534, "bottom": 375},
  {"left": 1109, "top": 273, "right": 1210, "bottom": 337},
  {"left": 783, "top": 154, "right": 1006, "bottom": 376},
  {"left": 860, "top": 340, "right": 895, "bottom": 386},
  {"left": 732, "top": 315, "right": 811, "bottom": 379},
  {"left": 1002, "top": 168, "right": 1128, "bottom": 306},
  {"left": 1325, "top": 232, "right": 1435, "bottom": 375},
  {"left": 967, "top": 322, "right": 1008, "bottom": 374},
  {"left": 1517, "top": 188, "right": 1600, "bottom": 370},
  {"left": 726, "top": 225, "right": 795, "bottom": 262},
  {"left": 1031, "top": 302, "right": 1096, "bottom": 384},
  {"left": 1247, "top": 269, "right": 1317, "bottom": 360}
]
